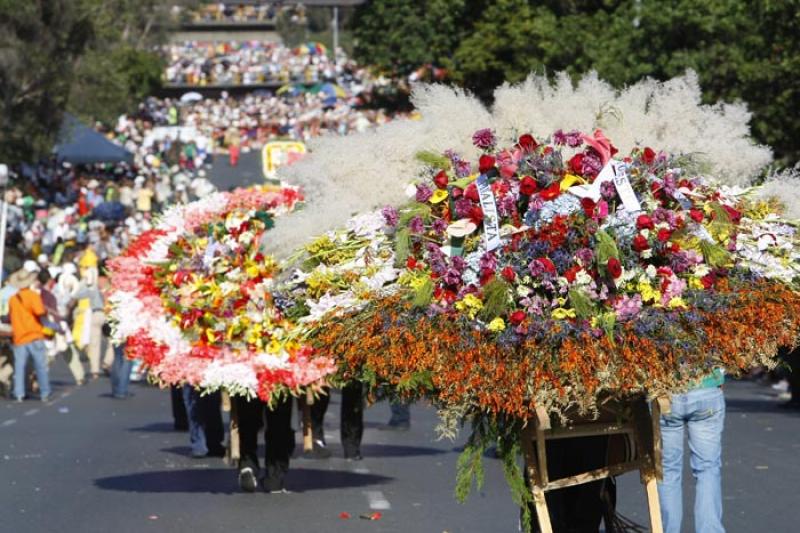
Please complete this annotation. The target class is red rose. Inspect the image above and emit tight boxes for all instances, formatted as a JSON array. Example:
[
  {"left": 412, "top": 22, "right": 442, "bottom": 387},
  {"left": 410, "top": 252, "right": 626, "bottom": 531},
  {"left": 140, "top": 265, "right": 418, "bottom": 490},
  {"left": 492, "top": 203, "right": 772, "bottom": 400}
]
[
  {"left": 564, "top": 265, "right": 582, "bottom": 283},
  {"left": 469, "top": 205, "right": 484, "bottom": 225},
  {"left": 501, "top": 266, "right": 516, "bottom": 282},
  {"left": 518, "top": 134, "right": 538, "bottom": 153},
  {"left": 464, "top": 183, "right": 479, "bottom": 202},
  {"left": 689, "top": 209, "right": 703, "bottom": 223},
  {"left": 509, "top": 310, "right": 526, "bottom": 325},
  {"left": 519, "top": 175, "right": 538, "bottom": 196},
  {"left": 636, "top": 214, "right": 655, "bottom": 230},
  {"left": 539, "top": 182, "right": 561, "bottom": 201},
  {"left": 657, "top": 228, "right": 672, "bottom": 242},
  {"left": 569, "top": 153, "right": 584, "bottom": 175},
  {"left": 479, "top": 269, "right": 494, "bottom": 286},
  {"left": 478, "top": 154, "right": 496, "bottom": 174},
  {"left": 451, "top": 187, "right": 463, "bottom": 199},
  {"left": 580, "top": 197, "right": 596, "bottom": 217},
  {"left": 406, "top": 257, "right": 418, "bottom": 270},
  {"left": 701, "top": 273, "right": 716, "bottom": 290},
  {"left": 722, "top": 205, "right": 742, "bottom": 223},
  {"left": 642, "top": 147, "right": 656, "bottom": 165},
  {"left": 632, "top": 234, "right": 650, "bottom": 252},
  {"left": 607, "top": 257, "right": 622, "bottom": 279},
  {"left": 433, "top": 170, "right": 449, "bottom": 189},
  {"left": 537, "top": 257, "right": 557, "bottom": 275}
]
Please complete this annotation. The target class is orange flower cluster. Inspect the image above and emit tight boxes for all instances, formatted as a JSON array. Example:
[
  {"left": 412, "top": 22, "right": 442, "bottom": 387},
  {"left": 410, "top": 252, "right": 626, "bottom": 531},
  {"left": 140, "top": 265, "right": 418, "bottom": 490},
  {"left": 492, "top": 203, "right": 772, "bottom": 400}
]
[{"left": 312, "top": 281, "right": 800, "bottom": 421}]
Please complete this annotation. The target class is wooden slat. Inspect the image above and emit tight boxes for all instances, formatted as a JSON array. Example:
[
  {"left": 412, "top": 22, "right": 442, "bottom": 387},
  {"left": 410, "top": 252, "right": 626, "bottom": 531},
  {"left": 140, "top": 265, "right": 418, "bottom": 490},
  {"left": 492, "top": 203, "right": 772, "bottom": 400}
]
[
  {"left": 521, "top": 423, "right": 553, "bottom": 533},
  {"left": 227, "top": 398, "right": 240, "bottom": 464},
  {"left": 534, "top": 408, "right": 549, "bottom": 486},
  {"left": 544, "top": 422, "right": 635, "bottom": 440},
  {"left": 544, "top": 459, "right": 646, "bottom": 491},
  {"left": 303, "top": 389, "right": 314, "bottom": 452},
  {"left": 645, "top": 475, "right": 664, "bottom": 533},
  {"left": 651, "top": 398, "right": 665, "bottom": 480}
]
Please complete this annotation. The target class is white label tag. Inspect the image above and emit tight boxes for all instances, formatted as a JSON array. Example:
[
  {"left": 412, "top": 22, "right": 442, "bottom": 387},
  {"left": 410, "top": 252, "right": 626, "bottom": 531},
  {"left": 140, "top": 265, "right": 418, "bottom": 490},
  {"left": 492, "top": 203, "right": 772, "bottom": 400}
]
[
  {"left": 611, "top": 162, "right": 642, "bottom": 213},
  {"left": 476, "top": 174, "right": 502, "bottom": 251}
]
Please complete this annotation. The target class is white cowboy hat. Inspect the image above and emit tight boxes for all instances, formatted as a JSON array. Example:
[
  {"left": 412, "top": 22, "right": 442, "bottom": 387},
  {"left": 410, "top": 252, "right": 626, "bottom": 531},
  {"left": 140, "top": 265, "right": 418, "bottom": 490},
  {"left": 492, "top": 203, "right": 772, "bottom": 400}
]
[{"left": 8, "top": 268, "right": 37, "bottom": 289}]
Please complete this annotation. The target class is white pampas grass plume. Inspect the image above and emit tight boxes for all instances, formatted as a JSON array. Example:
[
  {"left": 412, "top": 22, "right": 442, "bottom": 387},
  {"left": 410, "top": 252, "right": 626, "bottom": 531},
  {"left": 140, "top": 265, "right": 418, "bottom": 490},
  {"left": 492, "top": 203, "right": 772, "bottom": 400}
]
[
  {"left": 757, "top": 165, "right": 800, "bottom": 220},
  {"left": 265, "top": 71, "right": 773, "bottom": 257},
  {"left": 265, "top": 85, "right": 490, "bottom": 256},
  {"left": 492, "top": 70, "right": 772, "bottom": 185}
]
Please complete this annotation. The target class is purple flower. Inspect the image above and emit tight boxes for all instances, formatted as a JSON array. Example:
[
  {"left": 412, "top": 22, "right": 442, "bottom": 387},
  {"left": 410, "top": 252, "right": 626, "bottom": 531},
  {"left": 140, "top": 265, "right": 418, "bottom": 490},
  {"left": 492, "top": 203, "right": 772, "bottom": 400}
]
[
  {"left": 575, "top": 247, "right": 594, "bottom": 266},
  {"left": 431, "top": 218, "right": 448, "bottom": 235},
  {"left": 408, "top": 215, "right": 424, "bottom": 234},
  {"left": 614, "top": 294, "right": 643, "bottom": 321},
  {"left": 443, "top": 267, "right": 462, "bottom": 286},
  {"left": 381, "top": 206, "right": 399, "bottom": 227},
  {"left": 472, "top": 128, "right": 496, "bottom": 149},
  {"left": 528, "top": 259, "right": 546, "bottom": 277},
  {"left": 497, "top": 194, "right": 516, "bottom": 217},
  {"left": 479, "top": 251, "right": 497, "bottom": 271},
  {"left": 415, "top": 183, "right": 433, "bottom": 203},
  {"left": 600, "top": 181, "right": 616, "bottom": 201},
  {"left": 456, "top": 160, "right": 472, "bottom": 178},
  {"left": 582, "top": 151, "right": 603, "bottom": 176},
  {"left": 426, "top": 243, "right": 447, "bottom": 275},
  {"left": 451, "top": 256, "right": 467, "bottom": 273},
  {"left": 454, "top": 198, "right": 473, "bottom": 219},
  {"left": 553, "top": 129, "right": 583, "bottom": 147}
]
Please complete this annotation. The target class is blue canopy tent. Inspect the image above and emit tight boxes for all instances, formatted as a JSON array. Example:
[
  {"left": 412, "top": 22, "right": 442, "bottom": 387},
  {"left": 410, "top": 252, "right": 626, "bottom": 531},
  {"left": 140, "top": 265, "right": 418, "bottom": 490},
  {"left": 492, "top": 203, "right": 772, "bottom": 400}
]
[{"left": 53, "top": 114, "right": 133, "bottom": 165}]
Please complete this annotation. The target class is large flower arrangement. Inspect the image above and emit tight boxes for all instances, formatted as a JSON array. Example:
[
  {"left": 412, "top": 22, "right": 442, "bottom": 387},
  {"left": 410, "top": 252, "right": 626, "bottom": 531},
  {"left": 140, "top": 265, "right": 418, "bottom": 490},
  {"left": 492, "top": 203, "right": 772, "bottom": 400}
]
[
  {"left": 108, "top": 186, "right": 336, "bottom": 400},
  {"left": 310, "top": 129, "right": 800, "bottom": 422}
]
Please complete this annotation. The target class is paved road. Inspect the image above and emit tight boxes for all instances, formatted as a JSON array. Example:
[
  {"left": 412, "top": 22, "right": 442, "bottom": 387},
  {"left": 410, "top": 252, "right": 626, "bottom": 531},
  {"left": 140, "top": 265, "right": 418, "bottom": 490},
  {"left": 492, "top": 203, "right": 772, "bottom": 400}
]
[{"left": 1, "top": 359, "right": 798, "bottom": 533}]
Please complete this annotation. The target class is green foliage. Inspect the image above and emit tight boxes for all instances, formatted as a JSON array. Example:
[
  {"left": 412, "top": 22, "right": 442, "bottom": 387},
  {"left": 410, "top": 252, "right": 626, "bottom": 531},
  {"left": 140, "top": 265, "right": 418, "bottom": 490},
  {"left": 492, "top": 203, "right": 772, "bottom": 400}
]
[
  {"left": 415, "top": 150, "right": 451, "bottom": 170},
  {"left": 454, "top": 440, "right": 485, "bottom": 502},
  {"left": 568, "top": 288, "right": 595, "bottom": 319},
  {"left": 393, "top": 227, "right": 411, "bottom": 268},
  {"left": 595, "top": 229, "right": 620, "bottom": 268},
  {"left": 478, "top": 277, "right": 512, "bottom": 321},
  {"left": 412, "top": 278, "right": 434, "bottom": 308},
  {"left": 497, "top": 438, "right": 533, "bottom": 533}
]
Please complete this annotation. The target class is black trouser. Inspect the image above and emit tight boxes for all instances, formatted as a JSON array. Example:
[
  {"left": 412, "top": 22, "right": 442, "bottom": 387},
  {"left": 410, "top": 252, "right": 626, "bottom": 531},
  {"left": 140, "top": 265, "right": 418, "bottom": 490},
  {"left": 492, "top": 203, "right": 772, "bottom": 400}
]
[
  {"left": 527, "top": 435, "right": 613, "bottom": 533},
  {"left": 170, "top": 385, "right": 188, "bottom": 430},
  {"left": 237, "top": 395, "right": 293, "bottom": 491},
  {"left": 199, "top": 390, "right": 225, "bottom": 454},
  {"left": 298, "top": 383, "right": 364, "bottom": 457},
  {"left": 781, "top": 347, "right": 800, "bottom": 403},
  {"left": 341, "top": 381, "right": 364, "bottom": 457}
]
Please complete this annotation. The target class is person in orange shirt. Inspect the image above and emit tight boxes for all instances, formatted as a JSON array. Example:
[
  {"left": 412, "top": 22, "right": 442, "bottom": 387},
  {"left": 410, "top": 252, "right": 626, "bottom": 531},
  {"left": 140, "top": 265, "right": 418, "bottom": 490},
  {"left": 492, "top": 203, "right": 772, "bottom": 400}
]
[{"left": 8, "top": 267, "right": 51, "bottom": 402}]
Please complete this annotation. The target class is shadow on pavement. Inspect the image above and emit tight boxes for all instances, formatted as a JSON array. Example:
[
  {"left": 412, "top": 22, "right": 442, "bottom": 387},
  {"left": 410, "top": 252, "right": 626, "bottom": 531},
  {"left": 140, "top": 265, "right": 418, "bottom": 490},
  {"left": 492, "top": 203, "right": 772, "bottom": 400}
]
[
  {"left": 95, "top": 468, "right": 391, "bottom": 494},
  {"left": 359, "top": 443, "right": 446, "bottom": 458},
  {"left": 128, "top": 422, "right": 183, "bottom": 433}
]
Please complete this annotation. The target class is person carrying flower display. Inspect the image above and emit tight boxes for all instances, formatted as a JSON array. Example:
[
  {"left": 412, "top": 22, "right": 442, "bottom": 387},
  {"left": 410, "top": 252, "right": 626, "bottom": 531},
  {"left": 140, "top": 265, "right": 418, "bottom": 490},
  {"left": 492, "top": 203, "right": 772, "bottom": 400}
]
[{"left": 236, "top": 395, "right": 294, "bottom": 493}]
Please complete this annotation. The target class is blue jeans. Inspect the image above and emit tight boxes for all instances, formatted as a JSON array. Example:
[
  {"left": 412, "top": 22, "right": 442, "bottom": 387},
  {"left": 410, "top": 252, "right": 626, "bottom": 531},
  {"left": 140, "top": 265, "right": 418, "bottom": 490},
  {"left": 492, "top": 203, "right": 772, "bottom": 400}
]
[
  {"left": 182, "top": 385, "right": 208, "bottom": 457},
  {"left": 13, "top": 340, "right": 51, "bottom": 401},
  {"left": 389, "top": 399, "right": 411, "bottom": 425},
  {"left": 658, "top": 387, "right": 725, "bottom": 533},
  {"left": 110, "top": 343, "right": 133, "bottom": 398}
]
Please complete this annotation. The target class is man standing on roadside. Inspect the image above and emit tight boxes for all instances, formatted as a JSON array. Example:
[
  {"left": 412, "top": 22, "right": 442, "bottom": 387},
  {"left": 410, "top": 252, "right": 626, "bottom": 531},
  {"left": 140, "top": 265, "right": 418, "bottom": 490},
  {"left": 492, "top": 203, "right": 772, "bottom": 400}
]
[{"left": 8, "top": 266, "right": 51, "bottom": 402}]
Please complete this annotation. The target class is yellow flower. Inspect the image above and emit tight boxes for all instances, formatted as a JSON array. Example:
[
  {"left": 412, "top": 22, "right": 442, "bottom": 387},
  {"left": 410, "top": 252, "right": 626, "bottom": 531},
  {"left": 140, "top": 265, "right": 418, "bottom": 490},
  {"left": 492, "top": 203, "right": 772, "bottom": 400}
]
[
  {"left": 552, "top": 308, "right": 577, "bottom": 320},
  {"left": 430, "top": 189, "right": 449, "bottom": 204},
  {"left": 668, "top": 297, "right": 688, "bottom": 309},
  {"left": 637, "top": 279, "right": 661, "bottom": 304},
  {"left": 246, "top": 264, "right": 260, "bottom": 278},
  {"left": 487, "top": 317, "right": 506, "bottom": 332},
  {"left": 560, "top": 173, "right": 586, "bottom": 191},
  {"left": 455, "top": 293, "right": 484, "bottom": 319},
  {"left": 688, "top": 277, "right": 704, "bottom": 290}
]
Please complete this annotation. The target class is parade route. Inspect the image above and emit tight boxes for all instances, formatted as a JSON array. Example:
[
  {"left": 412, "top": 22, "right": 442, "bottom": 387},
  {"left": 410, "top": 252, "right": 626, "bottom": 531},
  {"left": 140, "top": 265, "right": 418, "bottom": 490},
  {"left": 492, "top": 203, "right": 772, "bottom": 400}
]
[{"left": 1, "top": 359, "right": 798, "bottom": 533}]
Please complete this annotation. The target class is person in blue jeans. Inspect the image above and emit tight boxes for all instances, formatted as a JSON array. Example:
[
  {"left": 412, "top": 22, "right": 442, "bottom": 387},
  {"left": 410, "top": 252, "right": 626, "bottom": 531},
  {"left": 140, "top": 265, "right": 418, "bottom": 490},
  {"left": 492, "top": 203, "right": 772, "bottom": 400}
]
[
  {"left": 110, "top": 342, "right": 133, "bottom": 399},
  {"left": 658, "top": 370, "right": 725, "bottom": 533},
  {"left": 181, "top": 385, "right": 225, "bottom": 458}
]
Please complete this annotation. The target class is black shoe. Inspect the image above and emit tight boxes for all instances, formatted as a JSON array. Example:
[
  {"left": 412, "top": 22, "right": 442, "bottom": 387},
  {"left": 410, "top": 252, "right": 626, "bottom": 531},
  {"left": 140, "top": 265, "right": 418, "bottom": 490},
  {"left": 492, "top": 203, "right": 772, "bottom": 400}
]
[
  {"left": 345, "top": 452, "right": 363, "bottom": 461},
  {"left": 262, "top": 477, "right": 286, "bottom": 493},
  {"left": 238, "top": 467, "right": 258, "bottom": 493},
  {"left": 378, "top": 422, "right": 410, "bottom": 431}
]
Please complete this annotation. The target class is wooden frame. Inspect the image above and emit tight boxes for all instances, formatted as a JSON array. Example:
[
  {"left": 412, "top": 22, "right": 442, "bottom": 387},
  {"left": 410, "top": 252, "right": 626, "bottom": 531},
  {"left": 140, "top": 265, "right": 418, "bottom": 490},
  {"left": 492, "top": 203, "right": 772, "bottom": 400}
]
[{"left": 521, "top": 396, "right": 670, "bottom": 533}]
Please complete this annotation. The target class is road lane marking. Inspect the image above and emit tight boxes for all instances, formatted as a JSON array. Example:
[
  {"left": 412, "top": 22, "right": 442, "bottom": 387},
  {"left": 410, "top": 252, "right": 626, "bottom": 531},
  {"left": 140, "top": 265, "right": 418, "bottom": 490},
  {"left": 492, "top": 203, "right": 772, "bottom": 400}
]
[
  {"left": 1, "top": 419, "right": 16, "bottom": 427},
  {"left": 363, "top": 490, "right": 391, "bottom": 510},
  {"left": 24, "top": 409, "right": 38, "bottom": 417}
]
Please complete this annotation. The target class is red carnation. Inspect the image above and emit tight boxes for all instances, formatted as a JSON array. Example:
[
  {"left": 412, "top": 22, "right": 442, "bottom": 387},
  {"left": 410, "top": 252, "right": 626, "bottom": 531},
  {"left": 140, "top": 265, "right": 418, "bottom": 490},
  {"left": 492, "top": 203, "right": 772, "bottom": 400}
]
[
  {"left": 580, "top": 197, "right": 596, "bottom": 217},
  {"left": 406, "top": 257, "right": 418, "bottom": 270},
  {"left": 569, "top": 153, "right": 585, "bottom": 175},
  {"left": 464, "top": 183, "right": 480, "bottom": 202},
  {"left": 539, "top": 182, "right": 561, "bottom": 201},
  {"left": 501, "top": 266, "right": 516, "bottom": 282},
  {"left": 722, "top": 205, "right": 742, "bottom": 223},
  {"left": 657, "top": 228, "right": 672, "bottom": 242},
  {"left": 469, "top": 205, "right": 484, "bottom": 225},
  {"left": 537, "top": 257, "right": 557, "bottom": 275},
  {"left": 433, "top": 170, "right": 449, "bottom": 189},
  {"left": 518, "top": 134, "right": 538, "bottom": 153},
  {"left": 689, "top": 209, "right": 704, "bottom": 223},
  {"left": 701, "top": 273, "right": 716, "bottom": 289},
  {"left": 509, "top": 310, "right": 526, "bottom": 325},
  {"left": 564, "top": 265, "right": 582, "bottom": 283},
  {"left": 642, "top": 147, "right": 656, "bottom": 165},
  {"left": 478, "top": 154, "right": 496, "bottom": 174},
  {"left": 636, "top": 214, "right": 655, "bottom": 230},
  {"left": 451, "top": 187, "right": 463, "bottom": 199},
  {"left": 632, "top": 234, "right": 650, "bottom": 252},
  {"left": 519, "top": 175, "right": 538, "bottom": 196},
  {"left": 607, "top": 257, "right": 622, "bottom": 279}
]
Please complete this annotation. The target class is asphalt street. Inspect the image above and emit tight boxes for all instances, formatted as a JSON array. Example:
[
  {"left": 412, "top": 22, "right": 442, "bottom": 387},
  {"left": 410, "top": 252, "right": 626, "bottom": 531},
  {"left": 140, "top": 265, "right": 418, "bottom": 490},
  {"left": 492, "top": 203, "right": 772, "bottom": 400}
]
[{"left": 1, "top": 358, "right": 798, "bottom": 533}]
